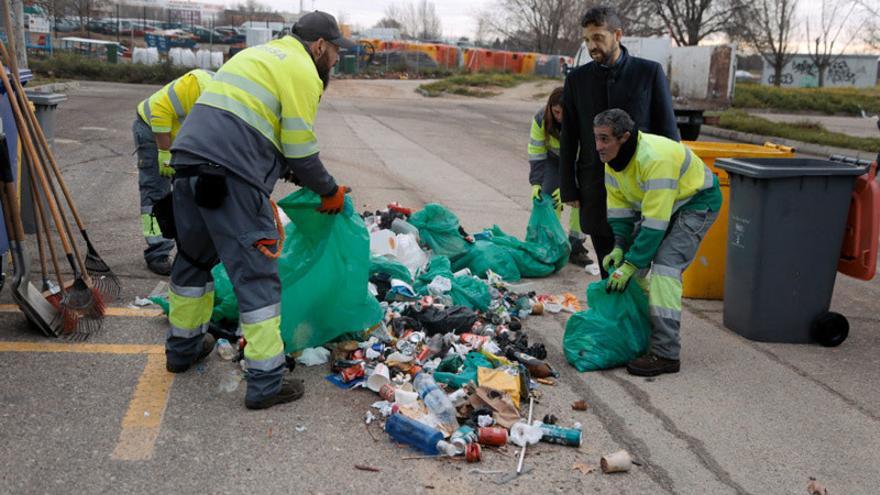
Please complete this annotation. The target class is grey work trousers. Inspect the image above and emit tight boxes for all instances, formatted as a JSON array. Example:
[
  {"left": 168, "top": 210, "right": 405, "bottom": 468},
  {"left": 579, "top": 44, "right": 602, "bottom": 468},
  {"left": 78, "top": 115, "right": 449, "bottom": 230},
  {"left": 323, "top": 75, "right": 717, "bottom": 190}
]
[
  {"left": 132, "top": 118, "right": 174, "bottom": 263},
  {"left": 167, "top": 170, "right": 285, "bottom": 404}
]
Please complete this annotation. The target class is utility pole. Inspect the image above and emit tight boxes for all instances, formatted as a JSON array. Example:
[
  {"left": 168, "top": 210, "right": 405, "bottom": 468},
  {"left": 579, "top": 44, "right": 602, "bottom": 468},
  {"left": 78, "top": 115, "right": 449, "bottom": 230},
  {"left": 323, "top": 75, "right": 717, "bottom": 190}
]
[{"left": 6, "top": 0, "right": 27, "bottom": 68}]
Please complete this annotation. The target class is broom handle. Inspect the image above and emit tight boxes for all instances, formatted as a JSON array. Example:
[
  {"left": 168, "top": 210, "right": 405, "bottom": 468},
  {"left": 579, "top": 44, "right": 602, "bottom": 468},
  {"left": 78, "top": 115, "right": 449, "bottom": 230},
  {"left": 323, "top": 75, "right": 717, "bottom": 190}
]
[
  {"left": 0, "top": 50, "right": 77, "bottom": 269},
  {"left": 30, "top": 158, "right": 65, "bottom": 291},
  {"left": 26, "top": 153, "right": 49, "bottom": 282},
  {"left": 0, "top": 39, "right": 88, "bottom": 232}
]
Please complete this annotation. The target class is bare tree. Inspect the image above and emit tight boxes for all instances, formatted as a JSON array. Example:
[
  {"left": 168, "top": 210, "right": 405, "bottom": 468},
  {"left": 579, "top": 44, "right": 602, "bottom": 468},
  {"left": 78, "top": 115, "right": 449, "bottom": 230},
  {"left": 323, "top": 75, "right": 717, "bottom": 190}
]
[
  {"left": 732, "top": 0, "right": 799, "bottom": 86},
  {"left": 415, "top": 0, "right": 441, "bottom": 40},
  {"left": 854, "top": 0, "right": 880, "bottom": 50},
  {"left": 479, "top": 0, "right": 579, "bottom": 54},
  {"left": 805, "top": 0, "right": 865, "bottom": 87},
  {"left": 478, "top": 0, "right": 661, "bottom": 55},
  {"left": 383, "top": 1, "right": 441, "bottom": 40},
  {"left": 374, "top": 17, "right": 402, "bottom": 30},
  {"left": 652, "top": 0, "right": 743, "bottom": 46}
]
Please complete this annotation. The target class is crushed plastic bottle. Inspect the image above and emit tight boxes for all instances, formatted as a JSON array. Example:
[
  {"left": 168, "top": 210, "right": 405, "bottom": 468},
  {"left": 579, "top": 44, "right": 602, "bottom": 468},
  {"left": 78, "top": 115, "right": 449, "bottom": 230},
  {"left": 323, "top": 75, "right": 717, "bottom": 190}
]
[
  {"left": 413, "top": 373, "right": 459, "bottom": 431},
  {"left": 216, "top": 338, "right": 236, "bottom": 361},
  {"left": 217, "top": 369, "right": 242, "bottom": 393}
]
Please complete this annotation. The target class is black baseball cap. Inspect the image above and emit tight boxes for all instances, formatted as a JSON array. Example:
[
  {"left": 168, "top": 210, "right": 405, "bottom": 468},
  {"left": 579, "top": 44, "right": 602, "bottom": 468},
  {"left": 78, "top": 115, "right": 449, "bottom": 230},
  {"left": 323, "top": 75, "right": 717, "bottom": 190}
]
[{"left": 293, "top": 11, "right": 356, "bottom": 50}]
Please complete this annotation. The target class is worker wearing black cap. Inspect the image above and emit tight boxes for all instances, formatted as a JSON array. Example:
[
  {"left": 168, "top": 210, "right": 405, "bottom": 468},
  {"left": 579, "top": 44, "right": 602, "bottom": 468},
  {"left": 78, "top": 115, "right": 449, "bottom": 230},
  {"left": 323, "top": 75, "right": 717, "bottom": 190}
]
[{"left": 164, "top": 11, "right": 355, "bottom": 410}]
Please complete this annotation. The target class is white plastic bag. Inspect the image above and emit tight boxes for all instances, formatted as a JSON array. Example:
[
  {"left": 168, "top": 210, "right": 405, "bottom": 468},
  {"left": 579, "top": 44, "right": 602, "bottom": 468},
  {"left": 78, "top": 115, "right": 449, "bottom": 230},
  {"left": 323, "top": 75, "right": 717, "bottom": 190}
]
[
  {"left": 295, "top": 346, "right": 330, "bottom": 366},
  {"left": 510, "top": 421, "right": 543, "bottom": 447},
  {"left": 396, "top": 233, "right": 428, "bottom": 276}
]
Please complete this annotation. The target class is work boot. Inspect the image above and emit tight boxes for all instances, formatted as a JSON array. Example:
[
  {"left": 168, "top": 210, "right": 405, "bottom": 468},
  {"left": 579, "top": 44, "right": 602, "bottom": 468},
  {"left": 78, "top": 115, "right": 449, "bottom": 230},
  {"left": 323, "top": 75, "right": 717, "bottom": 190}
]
[
  {"left": 626, "top": 353, "right": 681, "bottom": 377},
  {"left": 166, "top": 334, "right": 216, "bottom": 373},
  {"left": 245, "top": 377, "right": 305, "bottom": 410},
  {"left": 147, "top": 256, "right": 173, "bottom": 276},
  {"left": 568, "top": 237, "right": 594, "bottom": 267}
]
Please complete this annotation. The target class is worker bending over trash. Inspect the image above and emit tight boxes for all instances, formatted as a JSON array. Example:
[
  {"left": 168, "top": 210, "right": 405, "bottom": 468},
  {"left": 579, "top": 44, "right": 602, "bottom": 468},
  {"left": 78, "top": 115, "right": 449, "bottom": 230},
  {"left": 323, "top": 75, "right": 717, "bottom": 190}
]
[
  {"left": 163, "top": 11, "right": 354, "bottom": 410},
  {"left": 596, "top": 108, "right": 721, "bottom": 376},
  {"left": 133, "top": 69, "right": 214, "bottom": 275}
]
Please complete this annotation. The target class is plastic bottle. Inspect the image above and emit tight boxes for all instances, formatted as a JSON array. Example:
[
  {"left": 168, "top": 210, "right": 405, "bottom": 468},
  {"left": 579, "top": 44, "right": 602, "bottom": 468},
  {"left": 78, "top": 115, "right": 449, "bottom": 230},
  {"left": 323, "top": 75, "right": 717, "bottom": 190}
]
[
  {"left": 413, "top": 373, "right": 459, "bottom": 430},
  {"left": 385, "top": 413, "right": 457, "bottom": 456},
  {"left": 216, "top": 338, "right": 236, "bottom": 361},
  {"left": 217, "top": 369, "right": 242, "bottom": 393}
]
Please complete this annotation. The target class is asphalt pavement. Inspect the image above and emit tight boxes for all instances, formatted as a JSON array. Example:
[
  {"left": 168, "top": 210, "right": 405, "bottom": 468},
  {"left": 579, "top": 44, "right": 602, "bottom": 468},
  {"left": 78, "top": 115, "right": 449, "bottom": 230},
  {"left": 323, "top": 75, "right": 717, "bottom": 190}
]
[{"left": 0, "top": 80, "right": 878, "bottom": 494}]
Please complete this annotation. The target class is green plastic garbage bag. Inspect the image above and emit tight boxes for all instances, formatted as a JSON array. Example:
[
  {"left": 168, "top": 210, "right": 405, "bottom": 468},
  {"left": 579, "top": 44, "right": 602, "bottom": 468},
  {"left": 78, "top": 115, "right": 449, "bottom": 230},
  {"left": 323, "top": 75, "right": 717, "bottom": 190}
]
[
  {"left": 276, "top": 189, "right": 384, "bottom": 352},
  {"left": 563, "top": 279, "right": 651, "bottom": 371},
  {"left": 413, "top": 256, "right": 492, "bottom": 311},
  {"left": 150, "top": 191, "right": 383, "bottom": 350},
  {"left": 452, "top": 240, "right": 521, "bottom": 282},
  {"left": 370, "top": 254, "right": 414, "bottom": 284},
  {"left": 211, "top": 264, "right": 239, "bottom": 323},
  {"left": 525, "top": 194, "right": 571, "bottom": 272},
  {"left": 434, "top": 351, "right": 495, "bottom": 389},
  {"left": 487, "top": 226, "right": 556, "bottom": 278},
  {"left": 409, "top": 203, "right": 471, "bottom": 259},
  {"left": 482, "top": 195, "right": 570, "bottom": 278}
]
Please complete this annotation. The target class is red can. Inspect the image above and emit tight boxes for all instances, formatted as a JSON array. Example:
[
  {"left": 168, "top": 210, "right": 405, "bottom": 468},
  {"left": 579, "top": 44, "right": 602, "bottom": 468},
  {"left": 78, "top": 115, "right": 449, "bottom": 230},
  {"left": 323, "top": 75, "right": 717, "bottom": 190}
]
[
  {"left": 340, "top": 364, "right": 365, "bottom": 383},
  {"left": 465, "top": 442, "right": 482, "bottom": 463},
  {"left": 478, "top": 426, "right": 508, "bottom": 446},
  {"left": 379, "top": 383, "right": 396, "bottom": 402}
]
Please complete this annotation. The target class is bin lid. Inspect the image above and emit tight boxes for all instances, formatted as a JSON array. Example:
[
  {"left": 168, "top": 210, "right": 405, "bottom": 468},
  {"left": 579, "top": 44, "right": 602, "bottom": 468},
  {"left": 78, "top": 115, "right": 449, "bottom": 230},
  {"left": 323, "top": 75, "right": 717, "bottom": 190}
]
[
  {"left": 716, "top": 157, "right": 870, "bottom": 178},
  {"left": 24, "top": 91, "right": 68, "bottom": 105},
  {"left": 0, "top": 68, "right": 32, "bottom": 95}
]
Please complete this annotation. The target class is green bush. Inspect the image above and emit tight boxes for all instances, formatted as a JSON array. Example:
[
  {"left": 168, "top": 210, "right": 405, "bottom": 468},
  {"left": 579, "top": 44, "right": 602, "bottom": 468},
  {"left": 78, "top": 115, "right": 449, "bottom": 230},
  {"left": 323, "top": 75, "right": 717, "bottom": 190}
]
[
  {"left": 733, "top": 82, "right": 880, "bottom": 116},
  {"left": 29, "top": 53, "right": 191, "bottom": 84},
  {"left": 715, "top": 109, "right": 880, "bottom": 152}
]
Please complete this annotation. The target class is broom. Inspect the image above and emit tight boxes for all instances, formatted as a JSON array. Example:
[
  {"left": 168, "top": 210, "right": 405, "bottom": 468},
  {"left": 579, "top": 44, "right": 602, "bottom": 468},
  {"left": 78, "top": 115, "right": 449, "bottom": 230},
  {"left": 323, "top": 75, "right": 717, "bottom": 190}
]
[
  {"left": 0, "top": 37, "right": 120, "bottom": 301},
  {"left": 0, "top": 49, "right": 104, "bottom": 329}
]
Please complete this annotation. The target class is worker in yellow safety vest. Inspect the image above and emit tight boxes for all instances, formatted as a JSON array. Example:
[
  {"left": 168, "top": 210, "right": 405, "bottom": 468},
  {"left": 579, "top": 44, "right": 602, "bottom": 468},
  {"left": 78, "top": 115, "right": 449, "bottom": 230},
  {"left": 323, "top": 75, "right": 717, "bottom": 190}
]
[
  {"left": 163, "top": 11, "right": 355, "bottom": 410},
  {"left": 527, "top": 86, "right": 594, "bottom": 268},
  {"left": 133, "top": 68, "right": 214, "bottom": 275},
  {"left": 595, "top": 108, "right": 721, "bottom": 377}
]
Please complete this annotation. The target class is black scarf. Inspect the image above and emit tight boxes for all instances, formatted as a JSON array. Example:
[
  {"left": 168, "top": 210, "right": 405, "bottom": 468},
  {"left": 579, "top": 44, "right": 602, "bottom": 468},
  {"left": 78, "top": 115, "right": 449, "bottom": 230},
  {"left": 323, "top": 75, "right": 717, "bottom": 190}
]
[{"left": 608, "top": 126, "right": 638, "bottom": 172}]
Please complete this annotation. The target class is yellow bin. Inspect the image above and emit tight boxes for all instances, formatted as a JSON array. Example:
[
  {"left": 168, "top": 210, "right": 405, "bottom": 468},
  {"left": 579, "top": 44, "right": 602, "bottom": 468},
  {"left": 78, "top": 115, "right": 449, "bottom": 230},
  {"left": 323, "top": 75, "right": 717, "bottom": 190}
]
[{"left": 682, "top": 141, "right": 795, "bottom": 299}]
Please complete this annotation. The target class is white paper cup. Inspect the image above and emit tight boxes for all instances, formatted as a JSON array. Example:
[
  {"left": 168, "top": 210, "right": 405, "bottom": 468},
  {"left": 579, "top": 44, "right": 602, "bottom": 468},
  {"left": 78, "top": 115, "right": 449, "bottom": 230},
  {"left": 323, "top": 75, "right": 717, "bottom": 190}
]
[
  {"left": 367, "top": 363, "right": 391, "bottom": 392},
  {"left": 601, "top": 450, "right": 633, "bottom": 473}
]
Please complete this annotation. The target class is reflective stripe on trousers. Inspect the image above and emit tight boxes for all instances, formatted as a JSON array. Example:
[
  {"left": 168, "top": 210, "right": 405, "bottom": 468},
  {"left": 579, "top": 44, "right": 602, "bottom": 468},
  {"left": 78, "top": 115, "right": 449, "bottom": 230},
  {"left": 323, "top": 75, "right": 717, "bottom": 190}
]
[
  {"left": 644, "top": 209, "right": 718, "bottom": 360},
  {"left": 168, "top": 282, "right": 214, "bottom": 339}
]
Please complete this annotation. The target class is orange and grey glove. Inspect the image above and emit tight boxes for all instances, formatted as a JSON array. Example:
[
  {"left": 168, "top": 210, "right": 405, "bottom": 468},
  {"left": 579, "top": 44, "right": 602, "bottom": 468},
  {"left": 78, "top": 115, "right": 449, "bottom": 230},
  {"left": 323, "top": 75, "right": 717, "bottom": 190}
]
[
  {"left": 317, "top": 185, "right": 350, "bottom": 214},
  {"left": 158, "top": 149, "right": 174, "bottom": 178}
]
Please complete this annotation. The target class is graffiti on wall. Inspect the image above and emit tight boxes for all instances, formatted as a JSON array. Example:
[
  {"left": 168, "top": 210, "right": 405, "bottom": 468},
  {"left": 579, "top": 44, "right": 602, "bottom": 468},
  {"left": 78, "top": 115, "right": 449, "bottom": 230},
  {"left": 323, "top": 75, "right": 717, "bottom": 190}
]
[{"left": 764, "top": 55, "right": 876, "bottom": 87}]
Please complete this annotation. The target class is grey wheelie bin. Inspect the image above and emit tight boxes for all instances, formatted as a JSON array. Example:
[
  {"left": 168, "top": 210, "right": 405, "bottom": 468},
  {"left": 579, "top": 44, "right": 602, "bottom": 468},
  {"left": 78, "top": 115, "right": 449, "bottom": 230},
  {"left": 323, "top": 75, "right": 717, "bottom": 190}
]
[{"left": 716, "top": 157, "right": 870, "bottom": 347}]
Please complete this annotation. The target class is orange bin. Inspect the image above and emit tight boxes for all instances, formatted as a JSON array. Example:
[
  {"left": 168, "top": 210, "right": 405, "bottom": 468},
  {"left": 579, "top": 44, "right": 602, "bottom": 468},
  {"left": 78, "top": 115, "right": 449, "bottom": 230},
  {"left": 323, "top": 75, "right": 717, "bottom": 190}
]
[
  {"left": 681, "top": 141, "right": 795, "bottom": 299},
  {"left": 838, "top": 160, "right": 880, "bottom": 281}
]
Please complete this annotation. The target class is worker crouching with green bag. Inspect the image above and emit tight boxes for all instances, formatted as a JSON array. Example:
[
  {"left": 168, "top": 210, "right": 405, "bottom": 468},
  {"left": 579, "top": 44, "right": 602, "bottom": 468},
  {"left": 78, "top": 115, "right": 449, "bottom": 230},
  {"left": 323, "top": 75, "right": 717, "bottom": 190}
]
[{"left": 595, "top": 109, "right": 721, "bottom": 377}]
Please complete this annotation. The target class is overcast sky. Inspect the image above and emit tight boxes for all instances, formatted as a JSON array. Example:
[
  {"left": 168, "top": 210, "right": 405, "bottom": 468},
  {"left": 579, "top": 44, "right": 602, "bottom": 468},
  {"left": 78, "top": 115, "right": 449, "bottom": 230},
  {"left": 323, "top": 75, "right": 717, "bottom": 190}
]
[
  {"left": 256, "top": 0, "right": 874, "bottom": 51},
  {"left": 260, "top": 0, "right": 490, "bottom": 38}
]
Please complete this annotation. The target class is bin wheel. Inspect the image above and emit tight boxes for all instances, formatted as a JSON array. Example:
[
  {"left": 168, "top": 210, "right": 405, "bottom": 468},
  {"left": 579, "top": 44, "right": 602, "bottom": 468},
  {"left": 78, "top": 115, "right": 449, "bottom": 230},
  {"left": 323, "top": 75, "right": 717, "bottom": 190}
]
[{"left": 810, "top": 312, "right": 849, "bottom": 347}]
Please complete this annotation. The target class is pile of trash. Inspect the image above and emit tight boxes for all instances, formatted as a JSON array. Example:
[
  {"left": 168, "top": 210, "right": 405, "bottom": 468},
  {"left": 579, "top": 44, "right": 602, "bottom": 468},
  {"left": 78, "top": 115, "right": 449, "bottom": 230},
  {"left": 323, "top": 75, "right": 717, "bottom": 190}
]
[
  {"left": 285, "top": 200, "right": 589, "bottom": 465},
  {"left": 152, "top": 192, "right": 621, "bottom": 467}
]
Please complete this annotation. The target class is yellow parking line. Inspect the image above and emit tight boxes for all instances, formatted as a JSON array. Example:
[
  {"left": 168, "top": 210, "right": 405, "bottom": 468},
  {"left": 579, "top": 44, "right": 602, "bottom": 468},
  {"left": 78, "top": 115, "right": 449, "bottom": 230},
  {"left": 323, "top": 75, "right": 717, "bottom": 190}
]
[
  {"left": 0, "top": 341, "right": 172, "bottom": 461},
  {"left": 111, "top": 353, "right": 174, "bottom": 461},
  {"left": 0, "top": 304, "right": 164, "bottom": 317},
  {"left": 0, "top": 341, "right": 163, "bottom": 354}
]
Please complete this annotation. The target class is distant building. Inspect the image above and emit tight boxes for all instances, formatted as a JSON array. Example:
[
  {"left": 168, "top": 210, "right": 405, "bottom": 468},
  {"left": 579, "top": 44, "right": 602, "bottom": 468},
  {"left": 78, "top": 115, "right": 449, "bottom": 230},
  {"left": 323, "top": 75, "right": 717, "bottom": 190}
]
[{"left": 761, "top": 54, "right": 880, "bottom": 88}]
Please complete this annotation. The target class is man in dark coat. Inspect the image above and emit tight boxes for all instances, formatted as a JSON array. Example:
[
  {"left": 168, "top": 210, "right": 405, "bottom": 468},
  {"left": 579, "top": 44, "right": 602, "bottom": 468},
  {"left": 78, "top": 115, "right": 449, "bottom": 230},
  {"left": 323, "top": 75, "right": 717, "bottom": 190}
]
[{"left": 559, "top": 5, "right": 679, "bottom": 278}]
